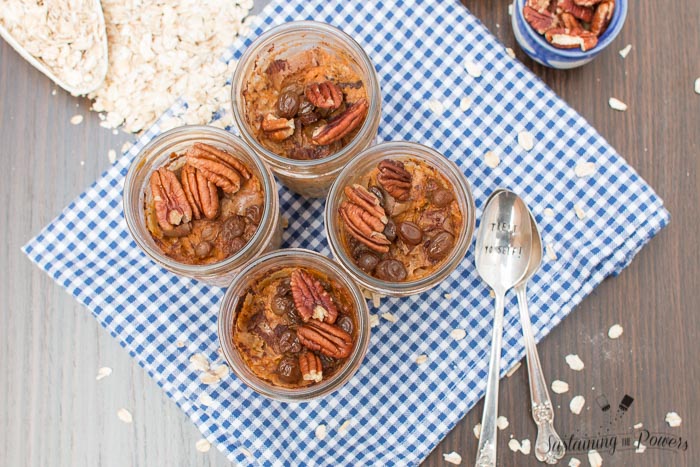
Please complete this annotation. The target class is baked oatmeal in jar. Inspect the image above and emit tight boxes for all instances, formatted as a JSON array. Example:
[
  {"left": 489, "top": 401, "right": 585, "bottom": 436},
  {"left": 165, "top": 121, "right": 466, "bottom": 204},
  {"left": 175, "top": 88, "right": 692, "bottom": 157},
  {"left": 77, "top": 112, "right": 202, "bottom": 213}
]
[
  {"left": 325, "top": 142, "right": 475, "bottom": 297},
  {"left": 144, "top": 142, "right": 265, "bottom": 265}
]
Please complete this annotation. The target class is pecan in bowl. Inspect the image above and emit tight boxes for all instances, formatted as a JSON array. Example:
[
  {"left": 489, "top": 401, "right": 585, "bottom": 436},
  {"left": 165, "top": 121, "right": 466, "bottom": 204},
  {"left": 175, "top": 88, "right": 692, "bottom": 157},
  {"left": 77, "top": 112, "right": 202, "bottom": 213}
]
[
  {"left": 143, "top": 142, "right": 265, "bottom": 265},
  {"left": 218, "top": 249, "right": 370, "bottom": 399}
]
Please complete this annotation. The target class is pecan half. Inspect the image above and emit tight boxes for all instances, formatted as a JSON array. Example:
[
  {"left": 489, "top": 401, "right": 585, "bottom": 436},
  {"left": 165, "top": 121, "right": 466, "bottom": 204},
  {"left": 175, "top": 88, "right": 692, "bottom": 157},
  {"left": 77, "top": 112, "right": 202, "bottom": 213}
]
[
  {"left": 524, "top": 5, "right": 557, "bottom": 34},
  {"left": 297, "top": 321, "right": 353, "bottom": 359},
  {"left": 186, "top": 143, "right": 248, "bottom": 194},
  {"left": 299, "top": 353, "right": 323, "bottom": 383},
  {"left": 590, "top": 0, "right": 614, "bottom": 36},
  {"left": 290, "top": 269, "right": 338, "bottom": 324},
  {"left": 557, "top": 0, "right": 594, "bottom": 22},
  {"left": 181, "top": 164, "right": 219, "bottom": 220},
  {"left": 559, "top": 12, "right": 581, "bottom": 31},
  {"left": 261, "top": 113, "right": 295, "bottom": 141},
  {"left": 312, "top": 98, "right": 369, "bottom": 145},
  {"left": 545, "top": 28, "right": 598, "bottom": 51},
  {"left": 340, "top": 201, "right": 391, "bottom": 253},
  {"left": 305, "top": 81, "right": 344, "bottom": 110},
  {"left": 377, "top": 159, "right": 412, "bottom": 201},
  {"left": 149, "top": 167, "right": 192, "bottom": 231},
  {"left": 345, "top": 184, "right": 388, "bottom": 224},
  {"left": 573, "top": 0, "right": 602, "bottom": 6},
  {"left": 526, "top": 0, "right": 552, "bottom": 12}
]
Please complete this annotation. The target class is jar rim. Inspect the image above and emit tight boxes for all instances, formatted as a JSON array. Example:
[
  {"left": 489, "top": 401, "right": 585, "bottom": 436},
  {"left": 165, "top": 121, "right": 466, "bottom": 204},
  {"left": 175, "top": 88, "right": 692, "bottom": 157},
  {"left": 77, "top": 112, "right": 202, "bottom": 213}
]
[
  {"left": 325, "top": 141, "right": 476, "bottom": 296},
  {"left": 123, "top": 125, "right": 278, "bottom": 276},
  {"left": 231, "top": 20, "right": 382, "bottom": 169},
  {"left": 217, "top": 248, "right": 371, "bottom": 401}
]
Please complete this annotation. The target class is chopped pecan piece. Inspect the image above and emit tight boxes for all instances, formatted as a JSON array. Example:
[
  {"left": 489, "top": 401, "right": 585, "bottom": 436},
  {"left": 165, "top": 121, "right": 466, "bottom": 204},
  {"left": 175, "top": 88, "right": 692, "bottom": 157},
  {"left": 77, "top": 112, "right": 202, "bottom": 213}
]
[
  {"left": 181, "top": 164, "right": 219, "bottom": 220},
  {"left": 545, "top": 28, "right": 598, "bottom": 51},
  {"left": 261, "top": 114, "right": 295, "bottom": 141},
  {"left": 305, "top": 81, "right": 344, "bottom": 110},
  {"left": 573, "top": 0, "right": 603, "bottom": 6},
  {"left": 312, "top": 98, "right": 369, "bottom": 145},
  {"left": 377, "top": 159, "right": 412, "bottom": 201},
  {"left": 297, "top": 321, "right": 353, "bottom": 359},
  {"left": 265, "top": 59, "right": 288, "bottom": 76},
  {"left": 186, "top": 144, "right": 248, "bottom": 194},
  {"left": 299, "top": 353, "right": 323, "bottom": 383},
  {"left": 290, "top": 269, "right": 338, "bottom": 324},
  {"left": 339, "top": 201, "right": 391, "bottom": 253},
  {"left": 526, "top": 0, "right": 552, "bottom": 12},
  {"left": 557, "top": 0, "right": 594, "bottom": 22},
  {"left": 590, "top": 0, "right": 614, "bottom": 36},
  {"left": 524, "top": 5, "right": 557, "bottom": 34},
  {"left": 149, "top": 167, "right": 192, "bottom": 231}
]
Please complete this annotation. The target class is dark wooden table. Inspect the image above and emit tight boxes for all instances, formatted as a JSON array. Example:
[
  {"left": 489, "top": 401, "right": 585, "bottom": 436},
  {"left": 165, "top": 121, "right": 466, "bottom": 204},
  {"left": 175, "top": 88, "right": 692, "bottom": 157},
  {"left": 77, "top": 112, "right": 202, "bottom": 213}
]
[{"left": 1, "top": 1, "right": 697, "bottom": 466}]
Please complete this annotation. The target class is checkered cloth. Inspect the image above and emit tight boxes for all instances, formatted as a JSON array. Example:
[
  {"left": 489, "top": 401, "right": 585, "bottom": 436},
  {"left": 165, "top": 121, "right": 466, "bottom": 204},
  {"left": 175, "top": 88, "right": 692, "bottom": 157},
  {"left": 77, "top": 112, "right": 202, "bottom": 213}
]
[{"left": 23, "top": 0, "right": 669, "bottom": 465}]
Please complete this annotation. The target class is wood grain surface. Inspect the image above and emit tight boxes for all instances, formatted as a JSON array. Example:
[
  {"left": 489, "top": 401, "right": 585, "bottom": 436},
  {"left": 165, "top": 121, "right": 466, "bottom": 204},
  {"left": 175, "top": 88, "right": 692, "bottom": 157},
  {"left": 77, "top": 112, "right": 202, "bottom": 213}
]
[{"left": 1, "top": 1, "right": 698, "bottom": 466}]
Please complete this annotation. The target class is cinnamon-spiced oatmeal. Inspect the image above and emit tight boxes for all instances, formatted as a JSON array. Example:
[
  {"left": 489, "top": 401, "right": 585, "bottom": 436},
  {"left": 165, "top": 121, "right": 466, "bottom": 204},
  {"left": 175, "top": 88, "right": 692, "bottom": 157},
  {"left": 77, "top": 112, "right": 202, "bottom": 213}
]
[
  {"left": 232, "top": 267, "right": 357, "bottom": 389},
  {"left": 144, "top": 142, "right": 264, "bottom": 265},
  {"left": 242, "top": 46, "right": 369, "bottom": 160},
  {"left": 338, "top": 158, "right": 464, "bottom": 282}
]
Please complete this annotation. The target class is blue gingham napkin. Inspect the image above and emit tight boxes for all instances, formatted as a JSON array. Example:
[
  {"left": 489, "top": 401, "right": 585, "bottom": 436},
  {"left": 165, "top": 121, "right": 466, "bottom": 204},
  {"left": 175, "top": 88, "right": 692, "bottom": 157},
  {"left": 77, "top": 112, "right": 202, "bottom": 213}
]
[{"left": 23, "top": 0, "right": 670, "bottom": 465}]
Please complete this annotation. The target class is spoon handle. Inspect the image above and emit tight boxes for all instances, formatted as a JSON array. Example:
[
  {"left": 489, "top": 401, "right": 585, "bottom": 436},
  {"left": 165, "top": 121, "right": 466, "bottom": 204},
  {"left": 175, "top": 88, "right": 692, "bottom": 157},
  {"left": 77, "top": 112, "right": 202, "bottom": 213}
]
[
  {"left": 474, "top": 291, "right": 505, "bottom": 467},
  {"left": 515, "top": 285, "right": 566, "bottom": 464}
]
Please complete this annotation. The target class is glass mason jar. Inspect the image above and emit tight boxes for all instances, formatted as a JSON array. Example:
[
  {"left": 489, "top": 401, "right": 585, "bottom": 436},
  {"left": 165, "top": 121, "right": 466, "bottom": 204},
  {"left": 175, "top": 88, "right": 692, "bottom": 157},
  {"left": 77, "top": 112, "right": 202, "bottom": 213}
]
[
  {"left": 123, "top": 125, "right": 282, "bottom": 287},
  {"left": 218, "top": 249, "right": 371, "bottom": 402},
  {"left": 325, "top": 142, "right": 476, "bottom": 297},
  {"left": 231, "top": 21, "right": 382, "bottom": 198}
]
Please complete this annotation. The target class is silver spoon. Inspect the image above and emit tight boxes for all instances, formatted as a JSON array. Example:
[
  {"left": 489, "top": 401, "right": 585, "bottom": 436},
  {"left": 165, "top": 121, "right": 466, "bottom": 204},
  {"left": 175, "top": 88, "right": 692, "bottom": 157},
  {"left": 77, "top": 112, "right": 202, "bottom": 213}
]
[
  {"left": 515, "top": 204, "right": 566, "bottom": 464},
  {"left": 474, "top": 190, "right": 533, "bottom": 467}
]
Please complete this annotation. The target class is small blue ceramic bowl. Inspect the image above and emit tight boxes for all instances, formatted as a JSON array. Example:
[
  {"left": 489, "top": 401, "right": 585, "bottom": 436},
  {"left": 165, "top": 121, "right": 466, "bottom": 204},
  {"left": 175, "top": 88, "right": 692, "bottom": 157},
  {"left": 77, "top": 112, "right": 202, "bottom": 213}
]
[{"left": 511, "top": 0, "right": 627, "bottom": 69}]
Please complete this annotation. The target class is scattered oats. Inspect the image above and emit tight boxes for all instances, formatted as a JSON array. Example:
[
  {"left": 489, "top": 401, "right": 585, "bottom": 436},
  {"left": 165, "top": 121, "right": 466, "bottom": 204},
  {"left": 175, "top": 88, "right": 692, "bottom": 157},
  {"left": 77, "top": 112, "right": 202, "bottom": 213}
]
[
  {"left": 608, "top": 324, "right": 623, "bottom": 339},
  {"left": 569, "top": 458, "right": 581, "bottom": 467},
  {"left": 508, "top": 439, "right": 521, "bottom": 452},
  {"left": 107, "top": 149, "right": 117, "bottom": 164},
  {"left": 200, "top": 373, "right": 221, "bottom": 385},
  {"left": 518, "top": 131, "right": 535, "bottom": 151},
  {"left": 189, "top": 353, "right": 210, "bottom": 372},
  {"left": 546, "top": 243, "right": 557, "bottom": 261},
  {"left": 80, "top": 160, "right": 85, "bottom": 166},
  {"left": 211, "top": 364, "right": 229, "bottom": 379},
  {"left": 574, "top": 203, "right": 587, "bottom": 220},
  {"left": 633, "top": 422, "right": 643, "bottom": 429},
  {"left": 444, "top": 293, "right": 453, "bottom": 299},
  {"left": 544, "top": 207, "right": 555, "bottom": 218},
  {"left": 497, "top": 416, "right": 509, "bottom": 430},
  {"left": 199, "top": 393, "right": 214, "bottom": 407},
  {"left": 635, "top": 442, "right": 646, "bottom": 453},
  {"left": 570, "top": 395, "right": 586, "bottom": 415},
  {"left": 112, "top": 129, "right": 119, "bottom": 135},
  {"left": 505, "top": 47, "right": 516, "bottom": 58},
  {"left": 117, "top": 408, "right": 133, "bottom": 424},
  {"left": 415, "top": 354, "right": 429, "bottom": 365},
  {"left": 575, "top": 161, "right": 597, "bottom": 178},
  {"left": 451, "top": 329, "right": 467, "bottom": 341},
  {"left": 588, "top": 449, "right": 603, "bottom": 467},
  {"left": 443, "top": 451, "right": 462, "bottom": 465},
  {"left": 473, "top": 423, "right": 481, "bottom": 439},
  {"left": 459, "top": 97, "right": 472, "bottom": 112},
  {"left": 70, "top": 114, "right": 84, "bottom": 125},
  {"left": 506, "top": 361, "right": 521, "bottom": 377},
  {"left": 240, "top": 447, "right": 253, "bottom": 458},
  {"left": 372, "top": 294, "right": 381, "bottom": 309},
  {"left": 381, "top": 312, "right": 397, "bottom": 323},
  {"left": 369, "top": 314, "right": 380, "bottom": 328},
  {"left": 551, "top": 380, "right": 569, "bottom": 394},
  {"left": 665, "top": 411, "right": 682, "bottom": 427},
  {"left": 195, "top": 439, "right": 211, "bottom": 453},
  {"left": 51, "top": 89, "right": 57, "bottom": 96},
  {"left": 566, "top": 354, "right": 585, "bottom": 371},
  {"left": 281, "top": 217, "right": 289, "bottom": 229},
  {"left": 464, "top": 60, "right": 483, "bottom": 78},
  {"left": 315, "top": 424, "right": 327, "bottom": 441},
  {"left": 694, "top": 78, "right": 700, "bottom": 95},
  {"left": 96, "top": 367, "right": 113, "bottom": 381},
  {"left": 427, "top": 99, "right": 446, "bottom": 114},
  {"left": 338, "top": 419, "right": 353, "bottom": 434},
  {"left": 619, "top": 44, "right": 632, "bottom": 58},
  {"left": 508, "top": 4, "right": 514, "bottom": 16},
  {"left": 121, "top": 141, "right": 132, "bottom": 154},
  {"left": 489, "top": 289, "right": 495, "bottom": 298},
  {"left": 608, "top": 97, "right": 628, "bottom": 112},
  {"left": 520, "top": 439, "right": 531, "bottom": 455},
  {"left": 484, "top": 151, "right": 500, "bottom": 168},
  {"left": 175, "top": 340, "right": 186, "bottom": 348}
]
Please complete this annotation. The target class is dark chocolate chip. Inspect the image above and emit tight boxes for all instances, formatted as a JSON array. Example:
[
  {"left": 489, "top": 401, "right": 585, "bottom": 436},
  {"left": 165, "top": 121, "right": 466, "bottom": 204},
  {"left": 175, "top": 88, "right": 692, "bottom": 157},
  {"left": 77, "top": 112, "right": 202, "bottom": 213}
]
[
  {"left": 194, "top": 241, "right": 212, "bottom": 259},
  {"left": 426, "top": 231, "right": 455, "bottom": 261},
  {"left": 277, "top": 356, "right": 301, "bottom": 384},
  {"left": 383, "top": 218, "right": 397, "bottom": 242},
  {"left": 430, "top": 188, "right": 454, "bottom": 207},
  {"left": 397, "top": 221, "right": 423, "bottom": 246},
  {"left": 375, "top": 259, "right": 408, "bottom": 282},
  {"left": 357, "top": 252, "right": 380, "bottom": 273}
]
